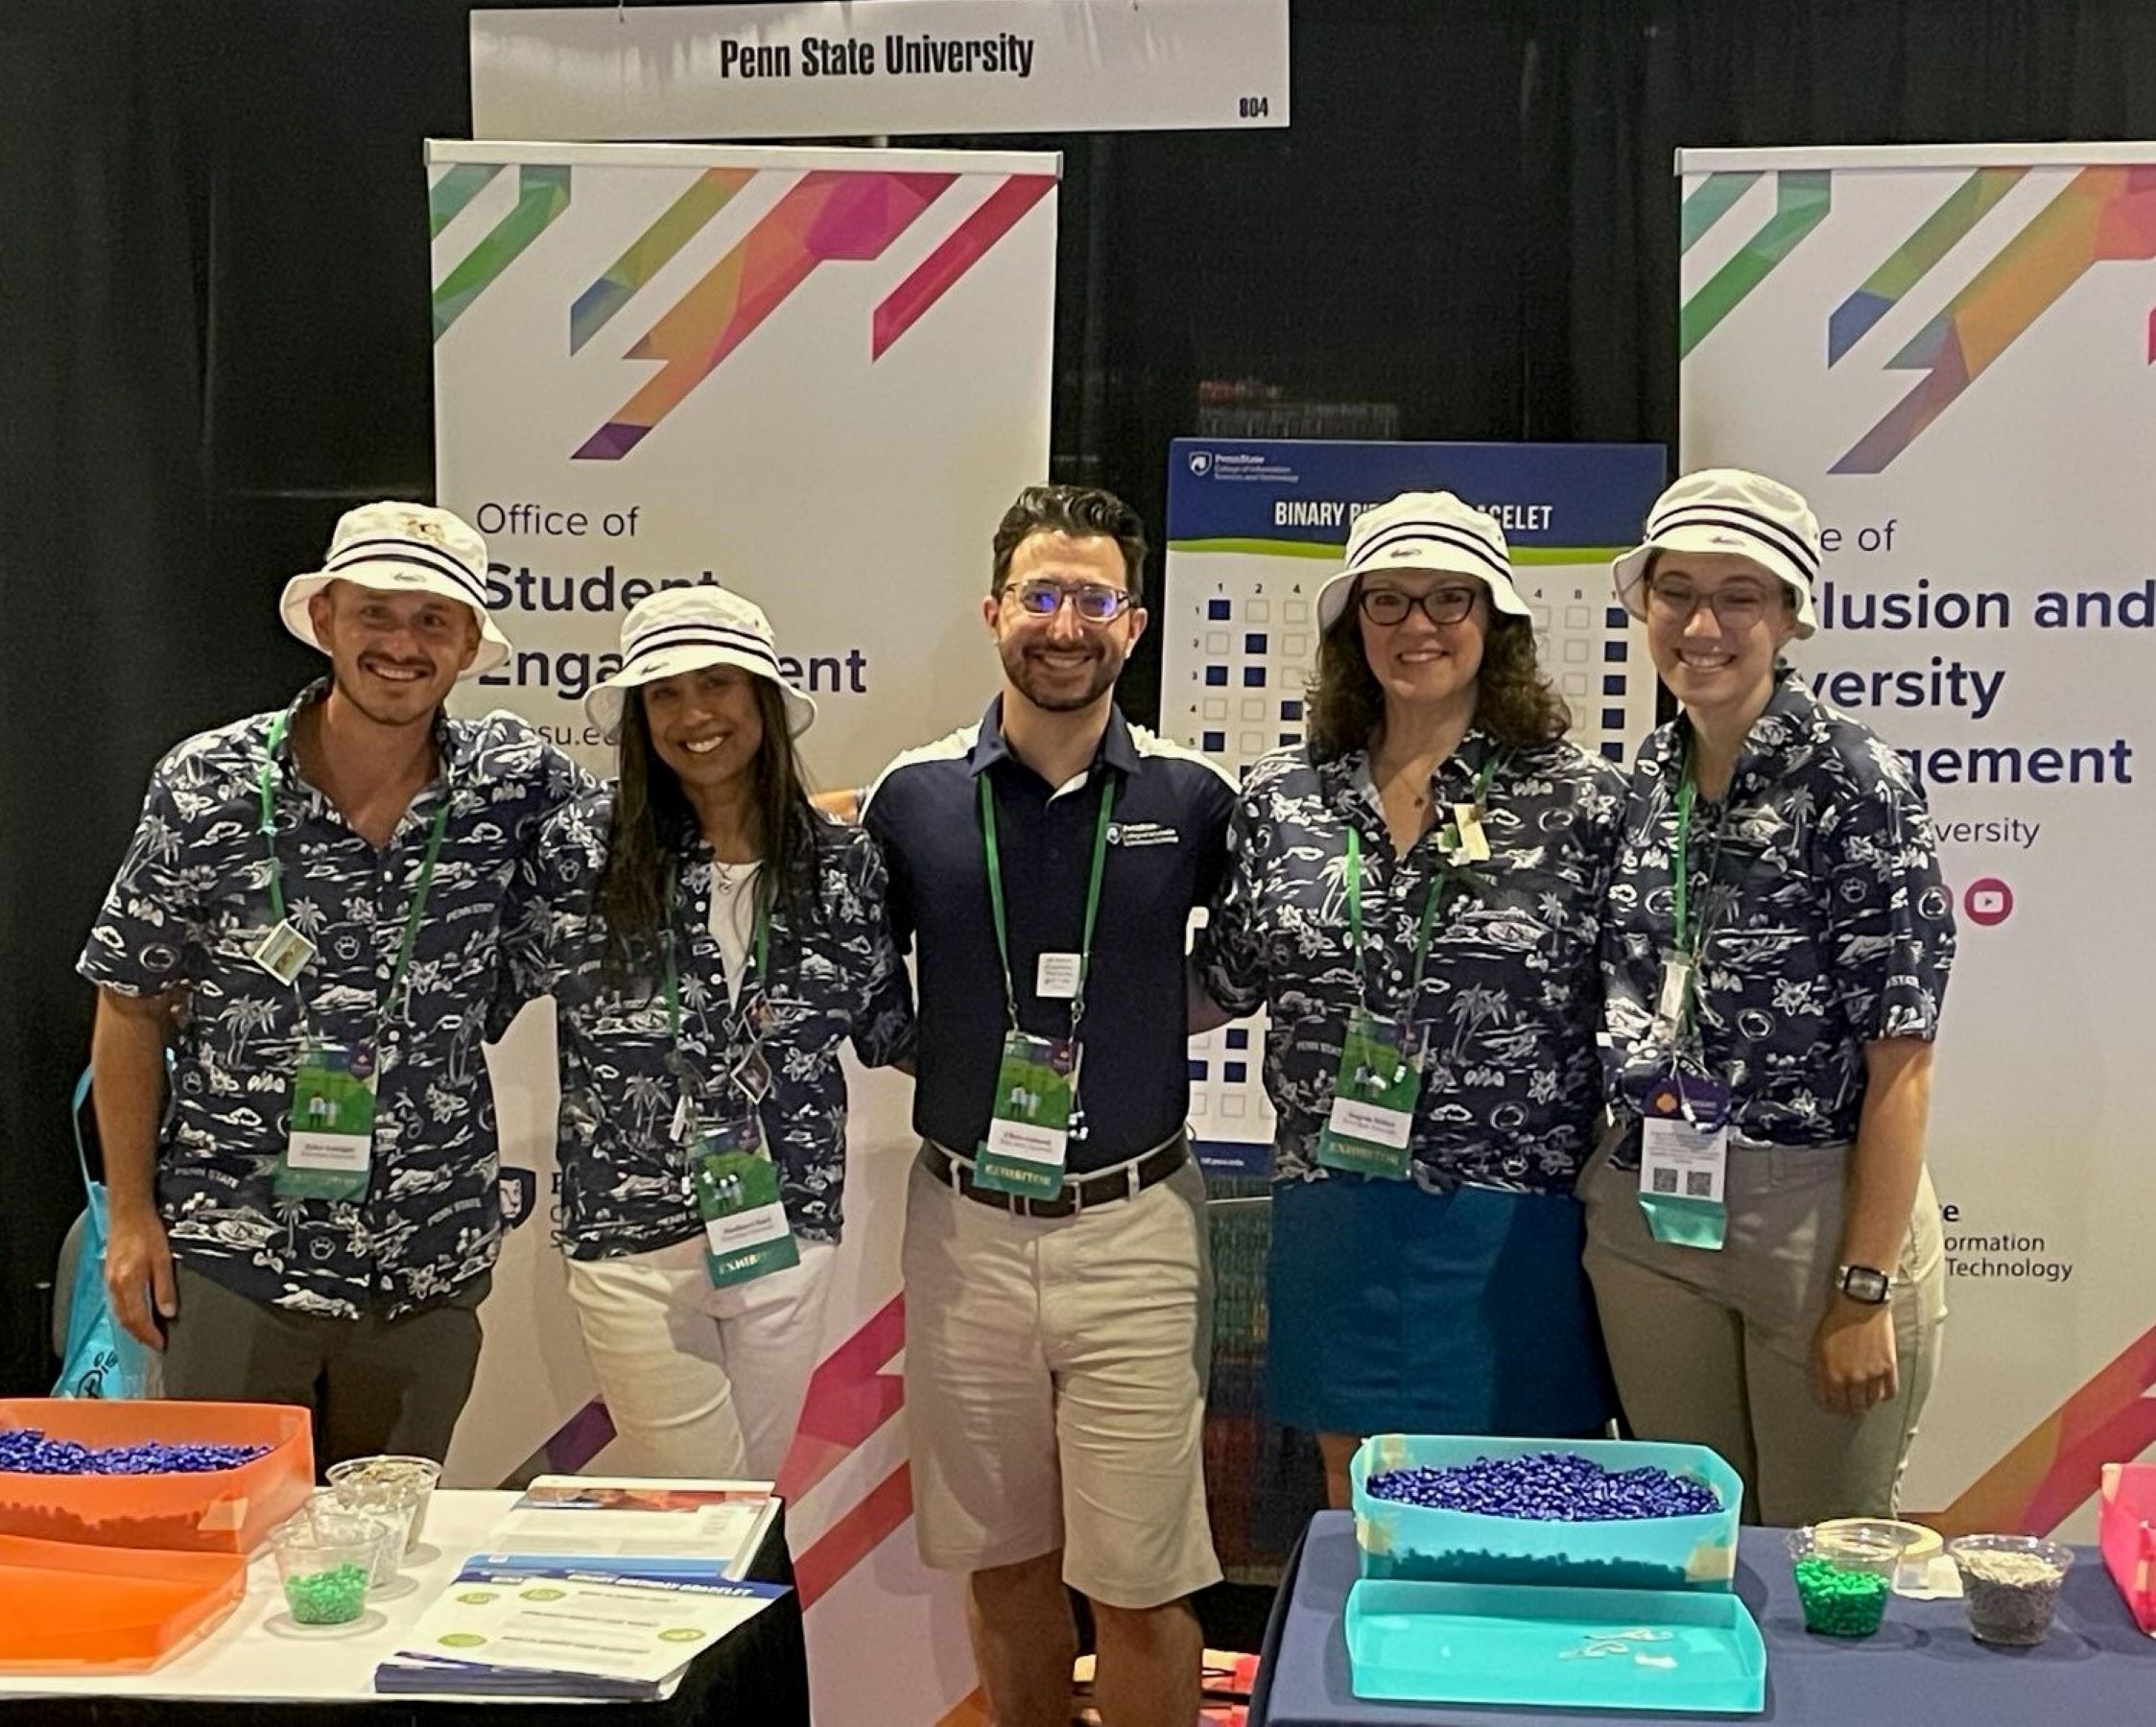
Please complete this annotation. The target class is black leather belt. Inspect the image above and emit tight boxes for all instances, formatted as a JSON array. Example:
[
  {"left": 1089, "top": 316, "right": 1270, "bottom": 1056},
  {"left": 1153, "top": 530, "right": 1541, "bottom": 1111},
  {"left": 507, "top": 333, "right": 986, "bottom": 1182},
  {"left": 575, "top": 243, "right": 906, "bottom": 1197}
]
[{"left": 917, "top": 1135, "right": 1188, "bottom": 1218}]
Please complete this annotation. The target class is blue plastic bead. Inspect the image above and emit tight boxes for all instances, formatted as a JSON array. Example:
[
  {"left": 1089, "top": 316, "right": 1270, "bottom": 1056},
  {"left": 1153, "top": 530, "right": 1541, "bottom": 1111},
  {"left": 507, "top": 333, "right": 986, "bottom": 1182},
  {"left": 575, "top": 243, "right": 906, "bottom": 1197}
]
[
  {"left": 0, "top": 1427, "right": 271, "bottom": 1476},
  {"left": 1366, "top": 1453, "right": 1719, "bottom": 1521}
]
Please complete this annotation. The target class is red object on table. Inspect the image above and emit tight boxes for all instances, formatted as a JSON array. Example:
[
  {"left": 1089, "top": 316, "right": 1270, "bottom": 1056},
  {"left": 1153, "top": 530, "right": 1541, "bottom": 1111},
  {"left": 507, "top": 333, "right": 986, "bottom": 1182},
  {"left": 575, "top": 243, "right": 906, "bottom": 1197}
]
[
  {"left": 0, "top": 1531, "right": 248, "bottom": 1672},
  {"left": 0, "top": 1400, "right": 313, "bottom": 1555},
  {"left": 2099, "top": 1461, "right": 2156, "bottom": 1635}
]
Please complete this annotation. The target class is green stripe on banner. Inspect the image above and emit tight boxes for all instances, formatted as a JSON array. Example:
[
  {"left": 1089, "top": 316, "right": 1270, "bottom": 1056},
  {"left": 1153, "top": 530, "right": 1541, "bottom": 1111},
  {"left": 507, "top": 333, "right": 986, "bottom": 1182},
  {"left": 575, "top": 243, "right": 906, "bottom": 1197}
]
[
  {"left": 433, "top": 166, "right": 573, "bottom": 343},
  {"left": 1168, "top": 539, "right": 1626, "bottom": 566},
  {"left": 428, "top": 163, "right": 503, "bottom": 239},
  {"left": 1168, "top": 538, "right": 1340, "bottom": 558},
  {"left": 1680, "top": 170, "right": 1833, "bottom": 359},
  {"left": 1680, "top": 172, "right": 1762, "bottom": 253}
]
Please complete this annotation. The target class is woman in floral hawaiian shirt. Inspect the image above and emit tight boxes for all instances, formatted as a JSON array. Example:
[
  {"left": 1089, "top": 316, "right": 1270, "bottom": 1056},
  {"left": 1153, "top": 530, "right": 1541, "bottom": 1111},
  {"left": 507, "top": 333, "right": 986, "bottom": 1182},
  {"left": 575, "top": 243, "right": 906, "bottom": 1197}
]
[
  {"left": 507, "top": 586, "right": 913, "bottom": 1479},
  {"left": 1587, "top": 468, "right": 1953, "bottom": 1525},
  {"left": 1196, "top": 491, "right": 1622, "bottom": 1507}
]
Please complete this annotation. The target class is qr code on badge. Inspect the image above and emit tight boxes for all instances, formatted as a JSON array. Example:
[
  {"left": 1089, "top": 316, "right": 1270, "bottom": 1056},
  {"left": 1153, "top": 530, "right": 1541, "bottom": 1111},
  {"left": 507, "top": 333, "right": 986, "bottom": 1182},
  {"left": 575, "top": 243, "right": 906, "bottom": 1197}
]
[
  {"left": 1686, "top": 1170, "right": 1715, "bottom": 1197},
  {"left": 1651, "top": 1167, "right": 1678, "bottom": 1194}
]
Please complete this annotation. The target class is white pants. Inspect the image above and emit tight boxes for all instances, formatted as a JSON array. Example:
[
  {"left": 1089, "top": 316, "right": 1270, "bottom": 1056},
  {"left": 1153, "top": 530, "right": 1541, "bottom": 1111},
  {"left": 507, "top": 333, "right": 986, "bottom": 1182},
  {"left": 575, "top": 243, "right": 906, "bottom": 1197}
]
[{"left": 564, "top": 1235, "right": 836, "bottom": 1480}]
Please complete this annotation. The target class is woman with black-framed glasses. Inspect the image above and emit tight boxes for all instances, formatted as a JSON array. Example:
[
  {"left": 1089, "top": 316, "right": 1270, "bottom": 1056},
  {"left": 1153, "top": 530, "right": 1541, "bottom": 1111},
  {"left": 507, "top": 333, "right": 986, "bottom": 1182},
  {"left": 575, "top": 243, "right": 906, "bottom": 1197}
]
[{"left": 1194, "top": 490, "right": 1623, "bottom": 1508}]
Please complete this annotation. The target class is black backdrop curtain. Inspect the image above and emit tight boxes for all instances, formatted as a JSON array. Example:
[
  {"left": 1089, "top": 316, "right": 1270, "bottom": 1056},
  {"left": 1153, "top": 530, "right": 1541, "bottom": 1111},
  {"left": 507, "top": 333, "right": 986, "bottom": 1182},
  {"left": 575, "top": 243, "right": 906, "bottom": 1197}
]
[{"left": 9, "top": 0, "right": 2156, "bottom": 1394}]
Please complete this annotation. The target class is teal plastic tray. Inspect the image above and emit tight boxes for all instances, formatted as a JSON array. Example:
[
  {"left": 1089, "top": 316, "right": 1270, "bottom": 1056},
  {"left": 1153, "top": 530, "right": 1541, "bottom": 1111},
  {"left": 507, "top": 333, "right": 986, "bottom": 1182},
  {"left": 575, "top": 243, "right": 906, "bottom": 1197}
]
[
  {"left": 1346, "top": 1576, "right": 1766, "bottom": 1714},
  {"left": 1352, "top": 1434, "right": 1744, "bottom": 1592}
]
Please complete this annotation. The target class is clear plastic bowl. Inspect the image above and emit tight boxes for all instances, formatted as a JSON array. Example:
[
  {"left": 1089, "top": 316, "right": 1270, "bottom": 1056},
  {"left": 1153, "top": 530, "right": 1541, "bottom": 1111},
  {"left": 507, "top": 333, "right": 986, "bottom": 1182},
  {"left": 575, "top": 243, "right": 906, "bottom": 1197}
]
[
  {"left": 325, "top": 1455, "right": 440, "bottom": 1554},
  {"left": 1950, "top": 1533, "right": 2073, "bottom": 1646},
  {"left": 271, "top": 1511, "right": 380, "bottom": 1625},
  {"left": 1788, "top": 1525, "right": 1898, "bottom": 1637},
  {"left": 1814, "top": 1517, "right": 1945, "bottom": 1597}
]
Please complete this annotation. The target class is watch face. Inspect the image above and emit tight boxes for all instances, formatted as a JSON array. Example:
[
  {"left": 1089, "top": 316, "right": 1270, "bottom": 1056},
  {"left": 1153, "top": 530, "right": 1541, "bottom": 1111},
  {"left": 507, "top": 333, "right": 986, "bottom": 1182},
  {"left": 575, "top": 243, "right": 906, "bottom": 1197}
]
[{"left": 1842, "top": 1266, "right": 1891, "bottom": 1304}]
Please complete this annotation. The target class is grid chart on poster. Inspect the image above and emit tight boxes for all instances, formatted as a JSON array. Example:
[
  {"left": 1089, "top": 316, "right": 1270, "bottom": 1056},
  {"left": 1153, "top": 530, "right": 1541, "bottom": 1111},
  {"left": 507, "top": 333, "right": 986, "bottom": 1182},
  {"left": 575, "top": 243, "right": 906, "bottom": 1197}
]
[{"left": 1167, "top": 553, "right": 1652, "bottom": 1162}]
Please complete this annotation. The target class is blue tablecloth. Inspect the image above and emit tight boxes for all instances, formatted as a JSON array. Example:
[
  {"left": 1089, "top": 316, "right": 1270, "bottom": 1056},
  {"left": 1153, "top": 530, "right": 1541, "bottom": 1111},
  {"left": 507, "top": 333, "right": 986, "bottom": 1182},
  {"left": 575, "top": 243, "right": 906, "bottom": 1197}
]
[{"left": 1249, "top": 1512, "right": 2156, "bottom": 1725}]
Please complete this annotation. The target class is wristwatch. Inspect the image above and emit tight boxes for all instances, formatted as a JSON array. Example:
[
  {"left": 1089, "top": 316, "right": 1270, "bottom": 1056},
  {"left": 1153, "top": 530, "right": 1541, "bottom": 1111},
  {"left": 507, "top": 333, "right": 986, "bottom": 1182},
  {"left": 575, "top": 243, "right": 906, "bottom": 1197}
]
[{"left": 1836, "top": 1263, "right": 1892, "bottom": 1305}]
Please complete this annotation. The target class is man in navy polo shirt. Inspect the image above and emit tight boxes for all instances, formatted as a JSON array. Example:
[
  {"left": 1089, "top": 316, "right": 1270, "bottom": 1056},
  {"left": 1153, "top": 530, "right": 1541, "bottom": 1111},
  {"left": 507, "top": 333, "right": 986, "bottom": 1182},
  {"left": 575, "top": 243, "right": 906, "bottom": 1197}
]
[{"left": 865, "top": 485, "right": 1234, "bottom": 1727}]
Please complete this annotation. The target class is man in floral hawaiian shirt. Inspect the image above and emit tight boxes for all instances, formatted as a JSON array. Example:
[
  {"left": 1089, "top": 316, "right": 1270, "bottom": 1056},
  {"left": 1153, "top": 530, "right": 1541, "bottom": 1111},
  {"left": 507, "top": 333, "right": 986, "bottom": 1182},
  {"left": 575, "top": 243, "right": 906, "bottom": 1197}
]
[{"left": 78, "top": 504, "right": 586, "bottom": 1463}]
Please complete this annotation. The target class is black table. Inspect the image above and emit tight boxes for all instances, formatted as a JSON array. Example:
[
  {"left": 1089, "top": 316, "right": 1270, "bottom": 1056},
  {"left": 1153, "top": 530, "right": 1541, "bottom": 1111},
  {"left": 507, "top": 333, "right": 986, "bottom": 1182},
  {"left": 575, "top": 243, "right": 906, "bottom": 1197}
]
[{"left": 1249, "top": 1512, "right": 2156, "bottom": 1724}]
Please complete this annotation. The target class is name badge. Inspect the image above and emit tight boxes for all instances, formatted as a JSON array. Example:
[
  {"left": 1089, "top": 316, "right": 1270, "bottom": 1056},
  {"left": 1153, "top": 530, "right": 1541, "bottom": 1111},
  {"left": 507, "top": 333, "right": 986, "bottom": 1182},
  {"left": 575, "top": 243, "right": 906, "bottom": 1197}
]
[
  {"left": 1316, "top": 1008, "right": 1419, "bottom": 1180},
  {"left": 1635, "top": 1071, "right": 1731, "bottom": 1251},
  {"left": 1035, "top": 951, "right": 1082, "bottom": 1001},
  {"left": 974, "top": 1031, "right": 1078, "bottom": 1199},
  {"left": 693, "top": 1120, "right": 798, "bottom": 1287},
  {"left": 251, "top": 921, "right": 317, "bottom": 986},
  {"left": 277, "top": 1038, "right": 374, "bottom": 1200}
]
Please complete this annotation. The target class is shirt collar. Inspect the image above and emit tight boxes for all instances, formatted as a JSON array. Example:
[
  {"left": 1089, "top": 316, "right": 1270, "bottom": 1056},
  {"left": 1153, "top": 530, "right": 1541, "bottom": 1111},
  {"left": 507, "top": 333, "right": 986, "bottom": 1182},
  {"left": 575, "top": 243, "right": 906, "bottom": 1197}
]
[
  {"left": 1656, "top": 663, "right": 1819, "bottom": 794},
  {"left": 271, "top": 677, "right": 466, "bottom": 792},
  {"left": 969, "top": 695, "right": 1138, "bottom": 788},
  {"left": 1316, "top": 722, "right": 1505, "bottom": 817}
]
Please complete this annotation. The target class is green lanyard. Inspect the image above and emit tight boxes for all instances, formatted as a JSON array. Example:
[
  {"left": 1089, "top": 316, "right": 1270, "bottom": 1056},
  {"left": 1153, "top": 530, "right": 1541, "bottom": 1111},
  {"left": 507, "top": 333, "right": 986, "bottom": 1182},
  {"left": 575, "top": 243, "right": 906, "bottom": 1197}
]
[
  {"left": 660, "top": 857, "right": 771, "bottom": 1042},
  {"left": 258, "top": 707, "right": 451, "bottom": 1025},
  {"left": 979, "top": 769, "right": 1116, "bottom": 1032},
  {"left": 1344, "top": 751, "right": 1502, "bottom": 1011}
]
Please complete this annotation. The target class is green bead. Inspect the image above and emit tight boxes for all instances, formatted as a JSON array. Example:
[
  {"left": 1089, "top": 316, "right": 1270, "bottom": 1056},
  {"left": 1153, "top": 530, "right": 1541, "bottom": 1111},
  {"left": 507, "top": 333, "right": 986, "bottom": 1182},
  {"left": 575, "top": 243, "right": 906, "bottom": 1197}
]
[{"left": 283, "top": 1561, "right": 371, "bottom": 1624}]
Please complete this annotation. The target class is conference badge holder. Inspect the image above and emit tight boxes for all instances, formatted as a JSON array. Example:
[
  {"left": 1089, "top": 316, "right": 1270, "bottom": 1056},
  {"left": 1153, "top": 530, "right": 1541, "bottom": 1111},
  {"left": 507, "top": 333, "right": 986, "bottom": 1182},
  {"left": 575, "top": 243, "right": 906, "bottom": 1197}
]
[
  {"left": 694, "top": 1119, "right": 799, "bottom": 1288},
  {"left": 974, "top": 1031, "right": 1078, "bottom": 1199},
  {"left": 277, "top": 1038, "right": 375, "bottom": 1200},
  {"left": 1317, "top": 1008, "right": 1420, "bottom": 1179},
  {"left": 1636, "top": 1071, "right": 1730, "bottom": 1251}
]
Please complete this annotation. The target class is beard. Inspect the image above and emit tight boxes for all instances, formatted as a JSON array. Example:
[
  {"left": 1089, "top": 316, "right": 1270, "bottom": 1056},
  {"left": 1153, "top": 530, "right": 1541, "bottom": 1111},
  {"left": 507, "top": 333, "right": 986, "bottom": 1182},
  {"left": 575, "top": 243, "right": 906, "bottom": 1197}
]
[{"left": 1000, "top": 637, "right": 1123, "bottom": 713}]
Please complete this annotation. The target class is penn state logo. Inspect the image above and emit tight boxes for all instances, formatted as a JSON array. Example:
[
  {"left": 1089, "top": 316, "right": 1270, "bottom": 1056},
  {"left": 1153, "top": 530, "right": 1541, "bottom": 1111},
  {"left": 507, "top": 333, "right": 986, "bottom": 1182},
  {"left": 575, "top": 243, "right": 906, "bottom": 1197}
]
[
  {"left": 1187, "top": 450, "right": 1213, "bottom": 476},
  {"left": 498, "top": 1166, "right": 538, "bottom": 1230}
]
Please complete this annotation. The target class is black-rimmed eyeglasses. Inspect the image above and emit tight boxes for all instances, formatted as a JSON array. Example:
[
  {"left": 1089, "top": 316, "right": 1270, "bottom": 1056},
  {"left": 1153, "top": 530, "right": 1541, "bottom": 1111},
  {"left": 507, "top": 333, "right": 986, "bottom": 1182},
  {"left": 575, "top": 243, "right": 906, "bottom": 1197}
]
[
  {"left": 1358, "top": 586, "right": 1478, "bottom": 627},
  {"left": 1001, "top": 579, "right": 1136, "bottom": 623}
]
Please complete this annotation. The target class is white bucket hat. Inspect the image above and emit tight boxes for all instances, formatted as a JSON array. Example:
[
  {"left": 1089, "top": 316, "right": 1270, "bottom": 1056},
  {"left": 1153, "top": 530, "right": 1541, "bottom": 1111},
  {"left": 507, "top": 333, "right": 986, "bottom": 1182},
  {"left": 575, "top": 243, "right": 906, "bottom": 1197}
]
[
  {"left": 279, "top": 502, "right": 511, "bottom": 677},
  {"left": 1612, "top": 468, "right": 1822, "bottom": 638},
  {"left": 1315, "top": 490, "right": 1530, "bottom": 630},
  {"left": 584, "top": 585, "right": 817, "bottom": 742}
]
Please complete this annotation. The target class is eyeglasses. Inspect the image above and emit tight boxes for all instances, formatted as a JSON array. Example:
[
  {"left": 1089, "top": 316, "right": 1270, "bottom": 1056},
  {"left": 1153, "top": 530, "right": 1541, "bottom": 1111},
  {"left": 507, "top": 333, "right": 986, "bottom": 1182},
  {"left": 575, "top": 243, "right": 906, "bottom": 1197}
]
[
  {"left": 1644, "top": 579, "right": 1779, "bottom": 628},
  {"left": 1358, "top": 585, "right": 1479, "bottom": 627},
  {"left": 1001, "top": 579, "right": 1136, "bottom": 624}
]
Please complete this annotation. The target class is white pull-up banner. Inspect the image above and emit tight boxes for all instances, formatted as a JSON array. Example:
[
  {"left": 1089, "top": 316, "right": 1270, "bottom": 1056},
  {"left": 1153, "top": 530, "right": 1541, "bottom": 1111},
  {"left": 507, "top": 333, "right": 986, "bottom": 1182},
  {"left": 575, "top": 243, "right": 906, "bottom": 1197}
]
[
  {"left": 429, "top": 137, "right": 1059, "bottom": 1722},
  {"left": 471, "top": 0, "right": 1290, "bottom": 141},
  {"left": 1678, "top": 142, "right": 2156, "bottom": 1537}
]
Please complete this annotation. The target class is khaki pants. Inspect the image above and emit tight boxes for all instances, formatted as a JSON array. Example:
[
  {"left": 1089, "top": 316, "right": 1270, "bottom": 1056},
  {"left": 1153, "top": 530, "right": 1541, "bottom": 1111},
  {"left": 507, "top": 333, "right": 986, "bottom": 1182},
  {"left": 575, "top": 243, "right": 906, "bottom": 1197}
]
[
  {"left": 901, "top": 1147, "right": 1221, "bottom": 1610},
  {"left": 1580, "top": 1142, "right": 1946, "bottom": 1526}
]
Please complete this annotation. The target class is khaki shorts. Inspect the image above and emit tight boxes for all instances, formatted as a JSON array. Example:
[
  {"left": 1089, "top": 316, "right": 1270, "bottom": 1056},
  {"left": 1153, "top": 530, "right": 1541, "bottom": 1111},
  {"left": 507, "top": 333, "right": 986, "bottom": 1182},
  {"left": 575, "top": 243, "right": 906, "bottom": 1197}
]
[{"left": 901, "top": 1146, "right": 1221, "bottom": 1610}]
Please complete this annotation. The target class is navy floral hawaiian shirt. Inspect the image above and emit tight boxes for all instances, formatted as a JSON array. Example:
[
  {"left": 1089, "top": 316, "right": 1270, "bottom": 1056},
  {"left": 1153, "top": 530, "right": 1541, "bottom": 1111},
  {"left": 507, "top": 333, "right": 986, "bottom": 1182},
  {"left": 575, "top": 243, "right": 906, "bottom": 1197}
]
[
  {"left": 506, "top": 792, "right": 915, "bottom": 1260},
  {"left": 1195, "top": 730, "right": 1626, "bottom": 1194},
  {"left": 1600, "top": 667, "right": 1956, "bottom": 1152},
  {"left": 78, "top": 681, "right": 589, "bottom": 1318}
]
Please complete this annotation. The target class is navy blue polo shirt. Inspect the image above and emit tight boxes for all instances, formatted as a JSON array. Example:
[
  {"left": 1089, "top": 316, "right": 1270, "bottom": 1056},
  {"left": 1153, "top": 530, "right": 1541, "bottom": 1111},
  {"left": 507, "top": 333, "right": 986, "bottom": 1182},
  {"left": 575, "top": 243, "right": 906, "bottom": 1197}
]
[{"left": 864, "top": 698, "right": 1236, "bottom": 1172}]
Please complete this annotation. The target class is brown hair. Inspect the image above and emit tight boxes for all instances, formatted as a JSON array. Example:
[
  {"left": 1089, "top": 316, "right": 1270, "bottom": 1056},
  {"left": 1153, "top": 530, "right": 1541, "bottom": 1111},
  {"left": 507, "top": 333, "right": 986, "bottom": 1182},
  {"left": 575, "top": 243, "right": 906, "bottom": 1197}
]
[
  {"left": 990, "top": 485, "right": 1148, "bottom": 602},
  {"left": 593, "top": 676, "right": 822, "bottom": 983},
  {"left": 1305, "top": 580, "right": 1573, "bottom": 761}
]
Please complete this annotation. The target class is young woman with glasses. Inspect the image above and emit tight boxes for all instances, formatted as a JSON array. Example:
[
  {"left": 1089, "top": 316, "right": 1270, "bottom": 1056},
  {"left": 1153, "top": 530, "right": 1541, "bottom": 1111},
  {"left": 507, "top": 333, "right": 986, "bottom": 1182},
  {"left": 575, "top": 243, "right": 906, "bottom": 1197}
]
[{"left": 1584, "top": 468, "right": 1954, "bottom": 1525}]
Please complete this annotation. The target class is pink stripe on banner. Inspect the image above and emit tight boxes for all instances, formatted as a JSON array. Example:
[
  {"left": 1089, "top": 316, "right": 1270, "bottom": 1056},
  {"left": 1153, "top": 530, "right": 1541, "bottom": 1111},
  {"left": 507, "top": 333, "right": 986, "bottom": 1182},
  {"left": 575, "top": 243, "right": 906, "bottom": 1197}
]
[
  {"left": 776, "top": 1292, "right": 908, "bottom": 1502},
  {"left": 794, "top": 1462, "right": 913, "bottom": 1611},
  {"left": 872, "top": 175, "right": 1055, "bottom": 360}
]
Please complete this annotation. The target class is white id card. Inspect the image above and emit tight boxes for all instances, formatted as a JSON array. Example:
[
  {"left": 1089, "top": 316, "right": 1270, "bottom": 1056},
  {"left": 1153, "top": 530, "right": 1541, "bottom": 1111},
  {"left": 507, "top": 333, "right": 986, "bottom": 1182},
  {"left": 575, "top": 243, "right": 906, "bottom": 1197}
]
[
  {"left": 1638, "top": 1113, "right": 1728, "bottom": 1206},
  {"left": 1035, "top": 951, "right": 1082, "bottom": 1000}
]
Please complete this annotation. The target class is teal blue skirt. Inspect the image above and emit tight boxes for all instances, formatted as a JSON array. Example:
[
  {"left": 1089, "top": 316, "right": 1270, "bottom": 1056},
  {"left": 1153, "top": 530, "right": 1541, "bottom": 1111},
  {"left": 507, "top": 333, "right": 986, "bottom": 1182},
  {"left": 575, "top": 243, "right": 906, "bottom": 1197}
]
[{"left": 1268, "top": 1174, "right": 1616, "bottom": 1437}]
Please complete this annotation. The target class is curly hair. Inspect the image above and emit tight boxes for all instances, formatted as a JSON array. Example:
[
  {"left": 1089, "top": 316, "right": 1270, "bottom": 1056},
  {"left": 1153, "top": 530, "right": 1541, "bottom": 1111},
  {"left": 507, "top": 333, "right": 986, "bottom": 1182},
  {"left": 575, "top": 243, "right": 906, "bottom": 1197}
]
[
  {"left": 1304, "top": 581, "right": 1573, "bottom": 761},
  {"left": 990, "top": 485, "right": 1149, "bottom": 602}
]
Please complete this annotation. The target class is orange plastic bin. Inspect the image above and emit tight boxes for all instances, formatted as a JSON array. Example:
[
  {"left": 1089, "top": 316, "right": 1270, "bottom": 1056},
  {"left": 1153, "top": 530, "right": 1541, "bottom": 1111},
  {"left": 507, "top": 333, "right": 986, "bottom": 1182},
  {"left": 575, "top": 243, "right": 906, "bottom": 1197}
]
[
  {"left": 0, "top": 1400, "right": 313, "bottom": 1555},
  {"left": 0, "top": 1533, "right": 247, "bottom": 1673}
]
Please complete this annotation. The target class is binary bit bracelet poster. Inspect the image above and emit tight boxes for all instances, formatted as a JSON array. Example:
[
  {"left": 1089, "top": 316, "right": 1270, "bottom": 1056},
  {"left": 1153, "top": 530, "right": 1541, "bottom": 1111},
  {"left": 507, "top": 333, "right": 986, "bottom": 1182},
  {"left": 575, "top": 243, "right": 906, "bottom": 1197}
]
[{"left": 1164, "top": 438, "right": 1666, "bottom": 1172}]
